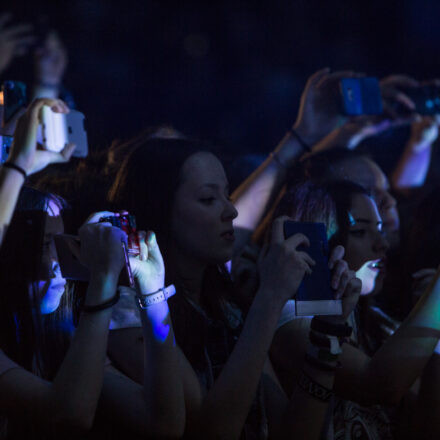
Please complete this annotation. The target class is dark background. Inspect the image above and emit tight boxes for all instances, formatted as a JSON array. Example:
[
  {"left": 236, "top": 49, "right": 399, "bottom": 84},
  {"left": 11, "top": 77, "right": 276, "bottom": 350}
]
[{"left": 4, "top": 0, "right": 440, "bottom": 157}]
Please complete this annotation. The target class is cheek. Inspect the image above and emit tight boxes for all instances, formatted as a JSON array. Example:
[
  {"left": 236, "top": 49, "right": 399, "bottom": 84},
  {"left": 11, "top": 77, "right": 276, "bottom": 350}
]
[{"left": 344, "top": 241, "right": 366, "bottom": 272}]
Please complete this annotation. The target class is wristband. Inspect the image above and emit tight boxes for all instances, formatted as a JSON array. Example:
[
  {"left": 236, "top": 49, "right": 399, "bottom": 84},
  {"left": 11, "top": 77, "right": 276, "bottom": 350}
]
[
  {"left": 82, "top": 289, "right": 120, "bottom": 313},
  {"left": 289, "top": 128, "right": 312, "bottom": 153},
  {"left": 3, "top": 162, "right": 27, "bottom": 179},
  {"left": 311, "top": 317, "right": 352, "bottom": 338},
  {"left": 298, "top": 370, "right": 333, "bottom": 402},
  {"left": 136, "top": 285, "right": 176, "bottom": 309}
]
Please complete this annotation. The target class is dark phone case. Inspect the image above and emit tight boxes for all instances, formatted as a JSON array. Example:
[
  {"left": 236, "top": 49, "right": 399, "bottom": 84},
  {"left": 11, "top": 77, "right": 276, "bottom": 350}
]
[
  {"left": 283, "top": 221, "right": 342, "bottom": 316},
  {"left": 2, "top": 81, "right": 27, "bottom": 124},
  {"left": 340, "top": 77, "right": 383, "bottom": 116},
  {"left": 403, "top": 85, "right": 440, "bottom": 115},
  {"left": 0, "top": 210, "right": 45, "bottom": 282}
]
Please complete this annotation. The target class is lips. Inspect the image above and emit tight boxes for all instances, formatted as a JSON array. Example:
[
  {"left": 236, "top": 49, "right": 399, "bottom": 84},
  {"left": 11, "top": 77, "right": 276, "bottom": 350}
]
[
  {"left": 367, "top": 259, "right": 386, "bottom": 271},
  {"left": 220, "top": 229, "right": 235, "bottom": 242}
]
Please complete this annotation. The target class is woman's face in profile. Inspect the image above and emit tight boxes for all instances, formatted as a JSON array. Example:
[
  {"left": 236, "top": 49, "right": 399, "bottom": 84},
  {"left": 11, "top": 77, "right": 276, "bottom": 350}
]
[
  {"left": 171, "top": 152, "right": 238, "bottom": 266},
  {"left": 343, "top": 193, "right": 389, "bottom": 295},
  {"left": 38, "top": 199, "right": 67, "bottom": 314}
]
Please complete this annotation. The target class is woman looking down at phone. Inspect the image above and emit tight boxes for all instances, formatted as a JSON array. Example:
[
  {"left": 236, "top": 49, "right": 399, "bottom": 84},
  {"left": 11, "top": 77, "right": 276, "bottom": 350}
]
[
  {"left": 107, "top": 137, "right": 361, "bottom": 438},
  {"left": 270, "top": 180, "right": 440, "bottom": 439}
]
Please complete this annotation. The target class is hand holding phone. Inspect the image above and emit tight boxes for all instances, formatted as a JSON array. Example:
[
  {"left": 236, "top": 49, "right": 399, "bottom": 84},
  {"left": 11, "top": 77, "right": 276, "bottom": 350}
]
[{"left": 283, "top": 221, "right": 342, "bottom": 316}]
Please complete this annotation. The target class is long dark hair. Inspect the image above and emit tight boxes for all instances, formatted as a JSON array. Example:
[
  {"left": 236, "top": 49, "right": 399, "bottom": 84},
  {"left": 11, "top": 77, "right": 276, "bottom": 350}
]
[
  {"left": 275, "top": 179, "right": 371, "bottom": 249},
  {"left": 0, "top": 187, "right": 73, "bottom": 381}
]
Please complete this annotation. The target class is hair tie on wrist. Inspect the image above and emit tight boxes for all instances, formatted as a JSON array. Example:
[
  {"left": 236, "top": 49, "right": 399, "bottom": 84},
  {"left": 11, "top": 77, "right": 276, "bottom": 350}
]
[
  {"left": 298, "top": 370, "right": 334, "bottom": 402},
  {"left": 82, "top": 290, "right": 120, "bottom": 313},
  {"left": 289, "top": 129, "right": 312, "bottom": 153},
  {"left": 3, "top": 162, "right": 27, "bottom": 179}
]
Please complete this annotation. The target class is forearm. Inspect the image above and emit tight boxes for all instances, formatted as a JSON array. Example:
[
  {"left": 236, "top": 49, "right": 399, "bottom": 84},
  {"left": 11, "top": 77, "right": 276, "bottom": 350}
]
[
  {"left": 413, "top": 348, "right": 440, "bottom": 438},
  {"left": 391, "top": 140, "right": 432, "bottom": 191},
  {"left": 367, "top": 271, "right": 440, "bottom": 404},
  {"left": 51, "top": 275, "right": 117, "bottom": 428},
  {"left": 232, "top": 132, "right": 304, "bottom": 251},
  {"left": 0, "top": 167, "right": 25, "bottom": 246},
  {"left": 187, "top": 290, "right": 283, "bottom": 438},
  {"left": 140, "top": 301, "right": 185, "bottom": 437},
  {"left": 278, "top": 365, "right": 335, "bottom": 439}
]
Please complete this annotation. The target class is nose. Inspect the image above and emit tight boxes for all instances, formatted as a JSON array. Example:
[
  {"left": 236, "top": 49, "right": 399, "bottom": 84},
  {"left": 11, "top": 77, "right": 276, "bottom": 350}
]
[
  {"left": 48, "top": 260, "right": 61, "bottom": 279},
  {"left": 222, "top": 198, "right": 238, "bottom": 222}
]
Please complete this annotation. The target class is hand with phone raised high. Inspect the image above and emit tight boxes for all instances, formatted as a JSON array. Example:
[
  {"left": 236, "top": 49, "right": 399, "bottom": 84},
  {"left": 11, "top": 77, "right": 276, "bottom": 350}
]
[
  {"left": 257, "top": 216, "right": 315, "bottom": 308},
  {"left": 7, "top": 98, "right": 76, "bottom": 175},
  {"left": 292, "top": 68, "right": 365, "bottom": 147}
]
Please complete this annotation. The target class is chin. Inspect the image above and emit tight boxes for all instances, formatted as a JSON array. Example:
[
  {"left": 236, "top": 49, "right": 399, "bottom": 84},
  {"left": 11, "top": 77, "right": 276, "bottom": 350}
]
[{"left": 356, "top": 262, "right": 381, "bottom": 296}]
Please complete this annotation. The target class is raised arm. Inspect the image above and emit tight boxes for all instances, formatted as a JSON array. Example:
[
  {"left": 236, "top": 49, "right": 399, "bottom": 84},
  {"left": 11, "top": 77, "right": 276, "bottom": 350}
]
[
  {"left": 0, "top": 214, "right": 126, "bottom": 434},
  {"left": 232, "top": 69, "right": 362, "bottom": 252},
  {"left": 0, "top": 98, "right": 75, "bottom": 247}
]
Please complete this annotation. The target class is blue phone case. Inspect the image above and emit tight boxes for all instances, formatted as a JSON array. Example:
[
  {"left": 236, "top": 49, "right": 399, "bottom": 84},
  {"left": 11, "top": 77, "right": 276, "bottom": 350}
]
[
  {"left": 340, "top": 77, "right": 383, "bottom": 116},
  {"left": 283, "top": 221, "right": 342, "bottom": 316}
]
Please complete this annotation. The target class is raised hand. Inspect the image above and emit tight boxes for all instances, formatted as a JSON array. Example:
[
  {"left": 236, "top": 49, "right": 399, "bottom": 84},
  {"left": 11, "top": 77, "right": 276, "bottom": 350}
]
[
  {"left": 293, "top": 68, "right": 364, "bottom": 145},
  {"left": 129, "top": 230, "right": 165, "bottom": 295},
  {"left": 328, "top": 245, "right": 362, "bottom": 322},
  {"left": 380, "top": 74, "right": 419, "bottom": 118},
  {"left": 258, "top": 216, "right": 315, "bottom": 307},
  {"left": 408, "top": 116, "right": 439, "bottom": 152},
  {"left": 7, "top": 98, "right": 75, "bottom": 175},
  {"left": 79, "top": 212, "right": 127, "bottom": 281},
  {"left": 0, "top": 13, "right": 35, "bottom": 74}
]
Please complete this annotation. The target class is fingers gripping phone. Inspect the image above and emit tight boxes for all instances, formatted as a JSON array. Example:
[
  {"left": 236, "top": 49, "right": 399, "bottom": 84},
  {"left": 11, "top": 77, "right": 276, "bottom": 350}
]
[
  {"left": 55, "top": 214, "right": 140, "bottom": 286},
  {"left": 37, "top": 105, "right": 88, "bottom": 157},
  {"left": 284, "top": 221, "right": 342, "bottom": 316}
]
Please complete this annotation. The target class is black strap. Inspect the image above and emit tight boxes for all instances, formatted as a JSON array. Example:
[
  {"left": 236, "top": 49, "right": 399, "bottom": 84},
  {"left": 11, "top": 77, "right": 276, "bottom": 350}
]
[
  {"left": 3, "top": 162, "right": 27, "bottom": 179},
  {"left": 289, "top": 128, "right": 312, "bottom": 153},
  {"left": 82, "top": 290, "right": 120, "bottom": 313},
  {"left": 298, "top": 370, "right": 333, "bottom": 402}
]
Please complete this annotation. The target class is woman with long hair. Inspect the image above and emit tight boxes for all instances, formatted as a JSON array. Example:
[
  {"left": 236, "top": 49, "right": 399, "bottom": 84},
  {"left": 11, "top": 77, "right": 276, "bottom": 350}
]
[
  {"left": 270, "top": 180, "right": 440, "bottom": 439},
  {"left": 107, "top": 136, "right": 361, "bottom": 438}
]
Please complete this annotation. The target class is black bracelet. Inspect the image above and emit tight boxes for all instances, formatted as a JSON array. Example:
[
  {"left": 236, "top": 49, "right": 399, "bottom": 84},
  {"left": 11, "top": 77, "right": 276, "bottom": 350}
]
[
  {"left": 311, "top": 317, "right": 353, "bottom": 338},
  {"left": 289, "top": 128, "right": 312, "bottom": 153},
  {"left": 3, "top": 162, "right": 27, "bottom": 179},
  {"left": 298, "top": 370, "right": 333, "bottom": 402},
  {"left": 82, "top": 290, "right": 120, "bottom": 313}
]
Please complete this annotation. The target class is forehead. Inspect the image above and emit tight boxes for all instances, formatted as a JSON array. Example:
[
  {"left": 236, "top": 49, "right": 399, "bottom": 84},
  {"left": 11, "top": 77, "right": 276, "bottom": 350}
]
[
  {"left": 340, "top": 158, "right": 388, "bottom": 191},
  {"left": 179, "top": 152, "right": 227, "bottom": 189},
  {"left": 350, "top": 193, "right": 382, "bottom": 222}
]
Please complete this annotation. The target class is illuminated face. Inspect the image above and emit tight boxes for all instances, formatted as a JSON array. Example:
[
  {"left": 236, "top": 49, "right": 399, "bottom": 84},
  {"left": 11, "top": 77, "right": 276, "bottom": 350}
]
[
  {"left": 339, "top": 158, "right": 399, "bottom": 236},
  {"left": 38, "top": 199, "right": 67, "bottom": 314},
  {"left": 344, "top": 194, "right": 389, "bottom": 295},
  {"left": 171, "top": 152, "right": 238, "bottom": 267}
]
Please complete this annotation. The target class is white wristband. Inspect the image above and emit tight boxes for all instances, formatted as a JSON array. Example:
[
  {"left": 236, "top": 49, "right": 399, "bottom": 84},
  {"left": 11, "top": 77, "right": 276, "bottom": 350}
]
[{"left": 136, "top": 285, "right": 176, "bottom": 309}]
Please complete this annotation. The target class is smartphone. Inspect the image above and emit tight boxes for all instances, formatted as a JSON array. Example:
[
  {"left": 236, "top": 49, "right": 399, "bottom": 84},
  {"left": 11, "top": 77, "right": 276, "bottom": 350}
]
[
  {"left": 2, "top": 81, "right": 27, "bottom": 125},
  {"left": 399, "top": 85, "right": 440, "bottom": 115},
  {"left": 340, "top": 77, "right": 383, "bottom": 116},
  {"left": 283, "top": 221, "right": 342, "bottom": 316},
  {"left": 37, "top": 106, "right": 88, "bottom": 157},
  {"left": 0, "top": 210, "right": 45, "bottom": 281},
  {"left": 55, "top": 214, "right": 139, "bottom": 286}
]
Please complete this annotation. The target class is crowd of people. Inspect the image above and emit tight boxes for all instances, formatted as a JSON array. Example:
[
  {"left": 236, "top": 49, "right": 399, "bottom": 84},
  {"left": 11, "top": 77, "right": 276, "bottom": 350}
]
[{"left": 1, "top": 12, "right": 440, "bottom": 440}]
